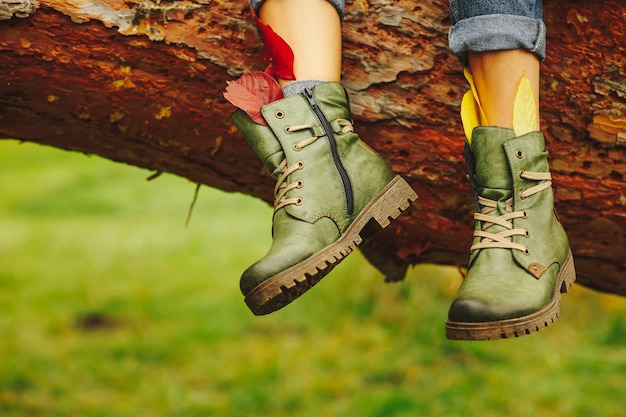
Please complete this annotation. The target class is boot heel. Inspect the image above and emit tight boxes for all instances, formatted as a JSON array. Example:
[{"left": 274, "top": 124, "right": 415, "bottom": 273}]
[
  {"left": 358, "top": 176, "right": 418, "bottom": 242},
  {"left": 559, "top": 250, "right": 576, "bottom": 293}
]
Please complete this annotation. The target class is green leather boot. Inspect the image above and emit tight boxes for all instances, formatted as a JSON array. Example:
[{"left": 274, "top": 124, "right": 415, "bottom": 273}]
[
  {"left": 446, "top": 127, "right": 576, "bottom": 340},
  {"left": 232, "top": 82, "right": 418, "bottom": 315}
]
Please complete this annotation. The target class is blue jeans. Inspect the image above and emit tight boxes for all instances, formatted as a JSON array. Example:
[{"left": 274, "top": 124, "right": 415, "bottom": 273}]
[
  {"left": 449, "top": 0, "right": 546, "bottom": 65},
  {"left": 248, "top": 0, "right": 546, "bottom": 64}
]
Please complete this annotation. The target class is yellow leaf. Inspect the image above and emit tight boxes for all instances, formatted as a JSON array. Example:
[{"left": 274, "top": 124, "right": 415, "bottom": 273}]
[
  {"left": 464, "top": 68, "right": 488, "bottom": 126},
  {"left": 461, "top": 90, "right": 479, "bottom": 142},
  {"left": 460, "top": 68, "right": 488, "bottom": 143},
  {"left": 513, "top": 73, "right": 539, "bottom": 136}
]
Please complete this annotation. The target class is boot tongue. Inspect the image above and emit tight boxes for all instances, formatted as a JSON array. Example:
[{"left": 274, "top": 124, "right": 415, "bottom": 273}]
[{"left": 471, "top": 127, "right": 516, "bottom": 202}]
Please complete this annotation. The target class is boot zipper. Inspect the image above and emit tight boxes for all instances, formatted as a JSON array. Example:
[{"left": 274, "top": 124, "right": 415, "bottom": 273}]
[{"left": 304, "top": 87, "right": 355, "bottom": 215}]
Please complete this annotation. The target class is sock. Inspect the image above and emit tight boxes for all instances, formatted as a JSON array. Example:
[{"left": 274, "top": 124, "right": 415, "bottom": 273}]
[{"left": 282, "top": 79, "right": 324, "bottom": 97}]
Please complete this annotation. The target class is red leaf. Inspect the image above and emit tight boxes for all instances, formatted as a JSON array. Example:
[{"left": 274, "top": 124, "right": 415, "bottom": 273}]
[
  {"left": 223, "top": 72, "right": 284, "bottom": 125},
  {"left": 251, "top": 6, "right": 296, "bottom": 81}
]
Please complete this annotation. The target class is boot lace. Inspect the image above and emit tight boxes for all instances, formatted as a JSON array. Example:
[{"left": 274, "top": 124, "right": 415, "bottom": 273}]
[
  {"left": 471, "top": 170, "right": 552, "bottom": 254},
  {"left": 273, "top": 119, "right": 354, "bottom": 213}
]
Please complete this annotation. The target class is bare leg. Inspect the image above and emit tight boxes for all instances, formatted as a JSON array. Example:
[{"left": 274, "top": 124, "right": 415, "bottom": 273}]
[
  {"left": 468, "top": 49, "right": 540, "bottom": 129},
  {"left": 259, "top": 0, "right": 342, "bottom": 85}
]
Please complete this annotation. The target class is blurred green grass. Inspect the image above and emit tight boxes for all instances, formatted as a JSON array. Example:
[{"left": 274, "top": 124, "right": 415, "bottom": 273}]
[{"left": 1, "top": 140, "right": 626, "bottom": 417}]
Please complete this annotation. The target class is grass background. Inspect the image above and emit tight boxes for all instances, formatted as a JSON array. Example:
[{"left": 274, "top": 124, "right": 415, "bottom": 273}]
[{"left": 1, "top": 139, "right": 626, "bottom": 417}]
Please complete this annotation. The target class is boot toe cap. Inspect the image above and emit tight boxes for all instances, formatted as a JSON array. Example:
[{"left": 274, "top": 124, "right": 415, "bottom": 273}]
[
  {"left": 240, "top": 249, "right": 311, "bottom": 296},
  {"left": 448, "top": 297, "right": 540, "bottom": 323}
]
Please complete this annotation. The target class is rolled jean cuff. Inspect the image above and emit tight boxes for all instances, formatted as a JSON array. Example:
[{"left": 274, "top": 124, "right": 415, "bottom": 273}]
[
  {"left": 449, "top": 14, "right": 547, "bottom": 66},
  {"left": 249, "top": 0, "right": 345, "bottom": 20}
]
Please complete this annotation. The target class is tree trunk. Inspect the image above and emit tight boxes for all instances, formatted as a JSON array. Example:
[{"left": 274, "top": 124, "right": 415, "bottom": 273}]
[{"left": 1, "top": 0, "right": 625, "bottom": 294}]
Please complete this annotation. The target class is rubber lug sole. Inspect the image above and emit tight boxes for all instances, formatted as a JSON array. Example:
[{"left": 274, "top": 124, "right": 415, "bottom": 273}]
[
  {"left": 445, "top": 249, "right": 576, "bottom": 340},
  {"left": 244, "top": 175, "right": 418, "bottom": 316}
]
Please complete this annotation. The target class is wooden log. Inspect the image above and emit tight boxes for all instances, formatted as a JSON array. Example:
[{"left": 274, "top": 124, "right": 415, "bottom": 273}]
[{"left": 0, "top": 0, "right": 624, "bottom": 294}]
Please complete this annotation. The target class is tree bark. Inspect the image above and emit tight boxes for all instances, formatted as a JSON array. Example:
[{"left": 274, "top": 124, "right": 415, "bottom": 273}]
[{"left": 1, "top": 0, "right": 625, "bottom": 294}]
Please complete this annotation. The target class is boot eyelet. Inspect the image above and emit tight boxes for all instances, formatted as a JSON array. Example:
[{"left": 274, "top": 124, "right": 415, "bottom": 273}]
[
  {"left": 297, "top": 161, "right": 304, "bottom": 169},
  {"left": 295, "top": 198, "right": 303, "bottom": 206},
  {"left": 522, "top": 211, "right": 528, "bottom": 218},
  {"left": 296, "top": 180, "right": 304, "bottom": 188},
  {"left": 519, "top": 191, "right": 527, "bottom": 200},
  {"left": 523, "top": 248, "right": 530, "bottom": 256},
  {"left": 525, "top": 230, "right": 531, "bottom": 238},
  {"left": 275, "top": 110, "right": 285, "bottom": 119},
  {"left": 285, "top": 126, "right": 293, "bottom": 134},
  {"left": 516, "top": 150, "right": 524, "bottom": 159},
  {"left": 292, "top": 143, "right": 301, "bottom": 151}
]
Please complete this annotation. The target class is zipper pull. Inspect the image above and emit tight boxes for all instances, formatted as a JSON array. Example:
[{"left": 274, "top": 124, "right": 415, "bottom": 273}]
[{"left": 304, "top": 88, "right": 317, "bottom": 109}]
